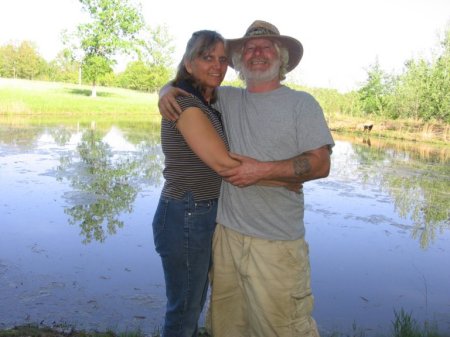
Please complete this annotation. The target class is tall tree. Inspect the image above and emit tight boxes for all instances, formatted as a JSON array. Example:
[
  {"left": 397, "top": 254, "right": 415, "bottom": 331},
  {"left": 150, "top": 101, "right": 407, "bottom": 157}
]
[
  {"left": 391, "top": 27, "right": 450, "bottom": 122},
  {"left": 116, "top": 24, "right": 175, "bottom": 92},
  {"left": 16, "top": 41, "right": 46, "bottom": 80},
  {"left": 430, "top": 28, "right": 450, "bottom": 122},
  {"left": 358, "top": 59, "right": 393, "bottom": 116},
  {"left": 0, "top": 44, "right": 17, "bottom": 78},
  {"left": 76, "top": 0, "right": 146, "bottom": 97},
  {"left": 0, "top": 41, "right": 45, "bottom": 79},
  {"left": 144, "top": 24, "right": 174, "bottom": 68},
  {"left": 393, "top": 59, "right": 429, "bottom": 120},
  {"left": 143, "top": 24, "right": 174, "bottom": 91},
  {"left": 48, "top": 48, "right": 81, "bottom": 83}
]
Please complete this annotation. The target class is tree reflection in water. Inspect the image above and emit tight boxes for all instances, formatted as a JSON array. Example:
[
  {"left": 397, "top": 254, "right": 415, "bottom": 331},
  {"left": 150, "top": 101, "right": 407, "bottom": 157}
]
[
  {"left": 386, "top": 162, "right": 449, "bottom": 248},
  {"left": 346, "top": 135, "right": 450, "bottom": 249},
  {"left": 57, "top": 127, "right": 163, "bottom": 244}
]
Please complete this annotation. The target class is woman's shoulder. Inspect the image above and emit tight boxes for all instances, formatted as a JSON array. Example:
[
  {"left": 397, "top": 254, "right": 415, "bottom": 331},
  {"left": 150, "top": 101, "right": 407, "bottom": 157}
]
[{"left": 176, "top": 94, "right": 206, "bottom": 111}]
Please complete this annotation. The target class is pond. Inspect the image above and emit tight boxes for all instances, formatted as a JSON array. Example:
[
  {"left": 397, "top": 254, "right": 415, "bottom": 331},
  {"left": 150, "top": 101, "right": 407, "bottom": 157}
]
[{"left": 0, "top": 120, "right": 449, "bottom": 336}]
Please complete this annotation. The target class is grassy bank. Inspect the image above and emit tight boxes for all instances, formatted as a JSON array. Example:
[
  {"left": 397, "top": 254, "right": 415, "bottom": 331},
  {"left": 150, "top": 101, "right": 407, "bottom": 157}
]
[
  {"left": 0, "top": 325, "right": 208, "bottom": 337},
  {"left": 1, "top": 310, "right": 448, "bottom": 337},
  {"left": 1, "top": 78, "right": 449, "bottom": 146},
  {"left": 327, "top": 112, "right": 449, "bottom": 145},
  {"left": 0, "top": 78, "right": 159, "bottom": 117}
]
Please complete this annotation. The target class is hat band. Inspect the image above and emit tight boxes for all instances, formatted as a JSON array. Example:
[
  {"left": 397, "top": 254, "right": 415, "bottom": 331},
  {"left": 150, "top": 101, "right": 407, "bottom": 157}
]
[{"left": 245, "top": 27, "right": 278, "bottom": 37}]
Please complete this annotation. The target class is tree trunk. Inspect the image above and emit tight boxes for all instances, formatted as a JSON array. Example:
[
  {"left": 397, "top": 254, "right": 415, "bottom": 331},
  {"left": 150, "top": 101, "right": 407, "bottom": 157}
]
[{"left": 91, "top": 82, "right": 97, "bottom": 98}]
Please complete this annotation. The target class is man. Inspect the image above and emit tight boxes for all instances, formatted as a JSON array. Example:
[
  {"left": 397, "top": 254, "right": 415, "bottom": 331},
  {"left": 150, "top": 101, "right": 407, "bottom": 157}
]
[{"left": 159, "top": 20, "right": 334, "bottom": 337}]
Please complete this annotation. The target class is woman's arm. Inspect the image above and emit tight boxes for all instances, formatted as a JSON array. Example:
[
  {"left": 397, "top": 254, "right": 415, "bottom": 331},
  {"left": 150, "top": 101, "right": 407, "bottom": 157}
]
[{"left": 176, "top": 107, "right": 240, "bottom": 174}]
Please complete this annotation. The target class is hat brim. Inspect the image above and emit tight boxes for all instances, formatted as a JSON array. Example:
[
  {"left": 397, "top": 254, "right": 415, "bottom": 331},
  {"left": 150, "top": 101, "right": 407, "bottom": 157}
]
[{"left": 226, "top": 35, "right": 303, "bottom": 73}]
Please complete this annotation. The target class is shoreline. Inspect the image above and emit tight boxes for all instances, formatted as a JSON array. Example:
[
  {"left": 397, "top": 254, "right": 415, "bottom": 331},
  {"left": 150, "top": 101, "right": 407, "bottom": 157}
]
[
  {"left": 327, "top": 114, "right": 449, "bottom": 146},
  {"left": 1, "top": 78, "right": 449, "bottom": 146}
]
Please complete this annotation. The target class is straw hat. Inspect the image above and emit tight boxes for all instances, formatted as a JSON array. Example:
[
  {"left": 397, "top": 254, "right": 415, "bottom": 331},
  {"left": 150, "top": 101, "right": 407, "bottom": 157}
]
[{"left": 226, "top": 20, "right": 303, "bottom": 73}]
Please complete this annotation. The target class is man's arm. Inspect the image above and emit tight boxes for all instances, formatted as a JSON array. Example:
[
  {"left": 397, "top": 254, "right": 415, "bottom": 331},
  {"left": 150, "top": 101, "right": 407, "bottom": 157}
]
[
  {"left": 158, "top": 83, "right": 187, "bottom": 121},
  {"left": 221, "top": 145, "right": 331, "bottom": 188}
]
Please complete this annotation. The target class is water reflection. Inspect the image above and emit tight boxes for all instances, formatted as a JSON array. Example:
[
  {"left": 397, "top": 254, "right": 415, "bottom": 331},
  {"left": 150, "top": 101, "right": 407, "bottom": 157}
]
[
  {"left": 336, "top": 134, "right": 450, "bottom": 249},
  {"left": 55, "top": 125, "right": 163, "bottom": 243},
  {"left": 49, "top": 126, "right": 74, "bottom": 146},
  {"left": 0, "top": 121, "right": 447, "bottom": 248},
  {"left": 58, "top": 128, "right": 136, "bottom": 243},
  {"left": 0, "top": 122, "right": 449, "bottom": 335}
]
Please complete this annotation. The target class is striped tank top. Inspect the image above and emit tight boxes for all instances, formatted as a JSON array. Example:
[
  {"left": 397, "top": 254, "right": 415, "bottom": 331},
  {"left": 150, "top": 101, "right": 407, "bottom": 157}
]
[{"left": 160, "top": 94, "right": 229, "bottom": 201}]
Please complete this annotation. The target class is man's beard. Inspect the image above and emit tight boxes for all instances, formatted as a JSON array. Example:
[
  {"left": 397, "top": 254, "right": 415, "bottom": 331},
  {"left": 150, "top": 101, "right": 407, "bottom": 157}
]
[{"left": 241, "top": 58, "right": 281, "bottom": 84}]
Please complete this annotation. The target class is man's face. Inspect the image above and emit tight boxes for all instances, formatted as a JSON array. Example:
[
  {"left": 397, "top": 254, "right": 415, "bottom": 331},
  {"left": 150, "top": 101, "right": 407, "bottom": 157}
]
[{"left": 240, "top": 38, "right": 281, "bottom": 83}]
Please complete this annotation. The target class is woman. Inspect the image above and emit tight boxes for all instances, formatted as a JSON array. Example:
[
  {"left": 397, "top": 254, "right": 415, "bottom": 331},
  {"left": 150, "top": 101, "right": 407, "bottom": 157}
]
[{"left": 151, "top": 30, "right": 239, "bottom": 337}]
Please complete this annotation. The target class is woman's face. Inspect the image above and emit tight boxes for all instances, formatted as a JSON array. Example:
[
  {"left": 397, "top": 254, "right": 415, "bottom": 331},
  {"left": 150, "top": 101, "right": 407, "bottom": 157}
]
[{"left": 185, "top": 41, "right": 228, "bottom": 91}]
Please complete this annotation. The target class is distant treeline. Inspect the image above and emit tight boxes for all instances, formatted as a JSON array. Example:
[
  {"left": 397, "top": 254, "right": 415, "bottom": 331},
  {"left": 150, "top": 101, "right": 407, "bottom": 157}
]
[
  {"left": 0, "top": 40, "right": 172, "bottom": 93},
  {"left": 1, "top": 27, "right": 448, "bottom": 123}
]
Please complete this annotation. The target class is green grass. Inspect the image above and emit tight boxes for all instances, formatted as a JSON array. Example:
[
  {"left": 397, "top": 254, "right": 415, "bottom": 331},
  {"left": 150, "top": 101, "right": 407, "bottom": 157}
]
[
  {"left": 322, "top": 310, "right": 448, "bottom": 337},
  {"left": 0, "top": 324, "right": 209, "bottom": 337},
  {"left": 0, "top": 78, "right": 160, "bottom": 117},
  {"left": 391, "top": 309, "right": 442, "bottom": 337},
  {"left": 1, "top": 313, "right": 448, "bottom": 337}
]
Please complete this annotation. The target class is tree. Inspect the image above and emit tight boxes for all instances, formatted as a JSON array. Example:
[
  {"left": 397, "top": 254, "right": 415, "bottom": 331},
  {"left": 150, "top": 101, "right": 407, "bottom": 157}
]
[
  {"left": 117, "top": 60, "right": 150, "bottom": 90},
  {"left": 0, "top": 43, "right": 17, "bottom": 78},
  {"left": 16, "top": 41, "right": 45, "bottom": 80},
  {"left": 0, "top": 41, "right": 46, "bottom": 79},
  {"left": 142, "top": 24, "right": 174, "bottom": 91},
  {"left": 147, "top": 63, "right": 172, "bottom": 92},
  {"left": 392, "top": 59, "right": 429, "bottom": 120},
  {"left": 76, "top": 0, "right": 146, "bottom": 97},
  {"left": 115, "top": 24, "right": 175, "bottom": 92},
  {"left": 429, "top": 28, "right": 450, "bottom": 122},
  {"left": 48, "top": 48, "right": 81, "bottom": 83},
  {"left": 117, "top": 60, "right": 172, "bottom": 92},
  {"left": 144, "top": 24, "right": 174, "bottom": 69},
  {"left": 391, "top": 27, "right": 450, "bottom": 122},
  {"left": 358, "top": 59, "right": 393, "bottom": 116}
]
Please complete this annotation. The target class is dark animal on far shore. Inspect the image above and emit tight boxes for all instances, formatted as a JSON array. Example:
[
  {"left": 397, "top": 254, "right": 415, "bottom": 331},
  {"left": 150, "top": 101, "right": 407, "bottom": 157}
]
[{"left": 363, "top": 123, "right": 373, "bottom": 132}]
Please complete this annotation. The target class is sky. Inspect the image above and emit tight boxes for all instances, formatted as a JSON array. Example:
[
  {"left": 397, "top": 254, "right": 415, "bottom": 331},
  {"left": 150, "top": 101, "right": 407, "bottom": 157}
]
[{"left": 1, "top": 0, "right": 449, "bottom": 92}]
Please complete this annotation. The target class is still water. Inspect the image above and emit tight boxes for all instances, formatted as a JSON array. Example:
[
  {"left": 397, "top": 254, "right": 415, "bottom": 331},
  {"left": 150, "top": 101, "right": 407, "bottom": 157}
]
[{"left": 0, "top": 121, "right": 449, "bottom": 336}]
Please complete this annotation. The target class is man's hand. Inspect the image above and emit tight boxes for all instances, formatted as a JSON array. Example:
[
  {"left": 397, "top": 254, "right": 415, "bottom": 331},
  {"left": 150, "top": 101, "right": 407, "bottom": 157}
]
[
  {"left": 222, "top": 153, "right": 303, "bottom": 192},
  {"left": 158, "top": 86, "right": 190, "bottom": 121},
  {"left": 221, "top": 153, "right": 266, "bottom": 187}
]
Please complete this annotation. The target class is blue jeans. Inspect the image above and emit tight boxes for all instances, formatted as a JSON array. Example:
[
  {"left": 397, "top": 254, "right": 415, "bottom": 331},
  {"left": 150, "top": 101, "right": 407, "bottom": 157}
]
[{"left": 152, "top": 192, "right": 218, "bottom": 337}]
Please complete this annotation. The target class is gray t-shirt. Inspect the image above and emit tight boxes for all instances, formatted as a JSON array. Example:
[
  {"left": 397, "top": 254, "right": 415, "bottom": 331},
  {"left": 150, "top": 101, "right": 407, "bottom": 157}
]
[{"left": 214, "top": 85, "right": 334, "bottom": 240}]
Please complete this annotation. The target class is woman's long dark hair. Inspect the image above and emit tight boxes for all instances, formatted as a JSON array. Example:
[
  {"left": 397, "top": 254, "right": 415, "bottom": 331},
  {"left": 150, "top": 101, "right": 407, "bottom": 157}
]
[{"left": 173, "top": 30, "right": 225, "bottom": 104}]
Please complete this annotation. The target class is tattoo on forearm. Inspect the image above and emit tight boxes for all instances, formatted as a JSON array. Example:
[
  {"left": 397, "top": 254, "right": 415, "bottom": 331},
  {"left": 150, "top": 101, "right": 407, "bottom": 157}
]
[{"left": 293, "top": 157, "right": 311, "bottom": 176}]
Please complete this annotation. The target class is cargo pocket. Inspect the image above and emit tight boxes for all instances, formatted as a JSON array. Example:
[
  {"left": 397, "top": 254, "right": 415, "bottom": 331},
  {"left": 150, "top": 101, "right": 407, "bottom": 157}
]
[{"left": 291, "top": 291, "right": 319, "bottom": 337}]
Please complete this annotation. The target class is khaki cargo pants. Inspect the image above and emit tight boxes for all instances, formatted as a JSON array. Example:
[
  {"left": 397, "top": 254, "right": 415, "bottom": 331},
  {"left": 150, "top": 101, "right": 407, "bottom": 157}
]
[{"left": 207, "top": 223, "right": 320, "bottom": 337}]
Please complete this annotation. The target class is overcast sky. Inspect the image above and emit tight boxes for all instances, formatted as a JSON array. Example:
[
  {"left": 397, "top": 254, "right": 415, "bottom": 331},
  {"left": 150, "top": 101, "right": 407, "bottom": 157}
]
[{"left": 1, "top": 0, "right": 449, "bottom": 92}]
